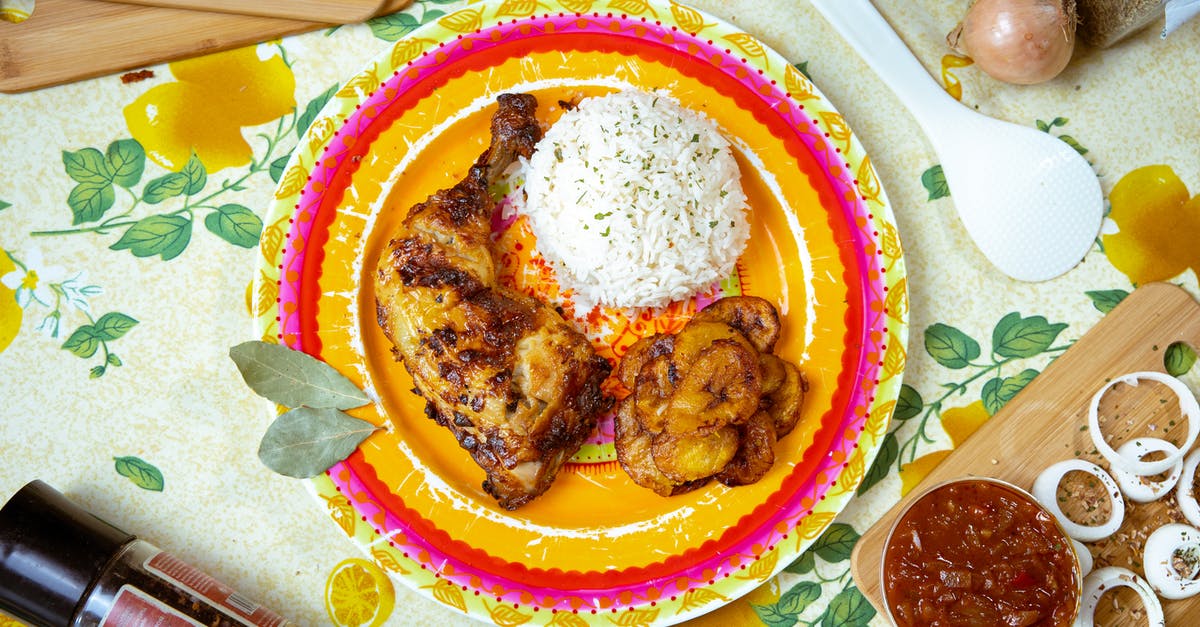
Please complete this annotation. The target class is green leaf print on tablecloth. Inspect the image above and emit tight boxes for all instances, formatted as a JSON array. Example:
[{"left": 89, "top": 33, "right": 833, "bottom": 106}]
[
  {"left": 142, "top": 172, "right": 190, "bottom": 205},
  {"left": 820, "top": 587, "right": 875, "bottom": 626},
  {"left": 857, "top": 312, "right": 1072, "bottom": 499},
  {"left": 31, "top": 44, "right": 304, "bottom": 261},
  {"left": 114, "top": 456, "right": 165, "bottom": 491},
  {"left": 61, "top": 311, "right": 139, "bottom": 378},
  {"left": 62, "top": 145, "right": 120, "bottom": 223},
  {"left": 856, "top": 431, "right": 897, "bottom": 495},
  {"left": 754, "top": 523, "right": 872, "bottom": 627},
  {"left": 810, "top": 523, "right": 858, "bottom": 563},
  {"left": 1, "top": 248, "right": 135, "bottom": 378},
  {"left": 924, "top": 323, "right": 980, "bottom": 369},
  {"left": 297, "top": 84, "right": 338, "bottom": 139},
  {"left": 205, "top": 204, "right": 264, "bottom": 249},
  {"left": 109, "top": 214, "right": 193, "bottom": 261},
  {"left": 751, "top": 494, "right": 878, "bottom": 625},
  {"left": 1086, "top": 288, "right": 1129, "bottom": 313},
  {"left": 754, "top": 578, "right": 875, "bottom": 626},
  {"left": 980, "top": 368, "right": 1038, "bottom": 416},
  {"left": 891, "top": 384, "right": 922, "bottom": 422},
  {"left": 919, "top": 117, "right": 1088, "bottom": 204},
  {"left": 1036, "top": 116, "right": 1089, "bottom": 156},
  {"left": 36, "top": 138, "right": 276, "bottom": 260},
  {"left": 367, "top": 0, "right": 450, "bottom": 41},
  {"left": 992, "top": 313, "right": 1068, "bottom": 359},
  {"left": 754, "top": 581, "right": 820, "bottom": 627},
  {"left": 107, "top": 139, "right": 147, "bottom": 188},
  {"left": 920, "top": 165, "right": 949, "bottom": 201}
]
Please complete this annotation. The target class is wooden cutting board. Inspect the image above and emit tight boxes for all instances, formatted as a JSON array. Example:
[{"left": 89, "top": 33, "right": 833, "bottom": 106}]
[
  {"left": 850, "top": 281, "right": 1200, "bottom": 625},
  {"left": 107, "top": 0, "right": 389, "bottom": 23},
  {"left": 0, "top": 0, "right": 412, "bottom": 94}
]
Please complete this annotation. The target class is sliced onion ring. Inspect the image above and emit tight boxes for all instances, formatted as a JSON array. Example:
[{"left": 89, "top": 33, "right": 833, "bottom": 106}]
[
  {"left": 1032, "top": 459, "right": 1125, "bottom": 542},
  {"left": 1143, "top": 523, "right": 1200, "bottom": 600},
  {"left": 1178, "top": 447, "right": 1200, "bottom": 528},
  {"left": 1110, "top": 437, "right": 1184, "bottom": 503},
  {"left": 1073, "top": 539, "right": 1093, "bottom": 578},
  {"left": 1078, "top": 567, "right": 1165, "bottom": 627},
  {"left": 1088, "top": 371, "right": 1200, "bottom": 476}
]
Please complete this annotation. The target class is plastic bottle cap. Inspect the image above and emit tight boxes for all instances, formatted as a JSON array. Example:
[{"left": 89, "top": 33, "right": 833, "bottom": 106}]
[{"left": 0, "top": 480, "right": 134, "bottom": 626}]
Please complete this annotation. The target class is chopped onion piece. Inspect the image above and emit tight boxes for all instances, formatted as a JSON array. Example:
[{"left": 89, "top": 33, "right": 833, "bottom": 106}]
[
  {"left": 1143, "top": 524, "right": 1200, "bottom": 600},
  {"left": 1088, "top": 371, "right": 1200, "bottom": 476},
  {"left": 1032, "top": 459, "right": 1124, "bottom": 542},
  {"left": 1073, "top": 539, "right": 1093, "bottom": 578},
  {"left": 1178, "top": 448, "right": 1200, "bottom": 529},
  {"left": 1077, "top": 567, "right": 1164, "bottom": 627},
  {"left": 1110, "top": 438, "right": 1184, "bottom": 503}
]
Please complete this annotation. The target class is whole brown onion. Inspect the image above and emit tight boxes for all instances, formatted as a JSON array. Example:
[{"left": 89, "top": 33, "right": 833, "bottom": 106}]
[{"left": 947, "top": 0, "right": 1077, "bottom": 85}]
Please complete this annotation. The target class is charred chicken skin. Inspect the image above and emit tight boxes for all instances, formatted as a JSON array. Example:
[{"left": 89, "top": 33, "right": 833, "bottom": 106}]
[{"left": 374, "top": 93, "right": 612, "bottom": 510}]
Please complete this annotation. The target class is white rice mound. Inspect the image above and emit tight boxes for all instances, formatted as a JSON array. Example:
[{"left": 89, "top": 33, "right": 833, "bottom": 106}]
[{"left": 516, "top": 89, "right": 750, "bottom": 310}]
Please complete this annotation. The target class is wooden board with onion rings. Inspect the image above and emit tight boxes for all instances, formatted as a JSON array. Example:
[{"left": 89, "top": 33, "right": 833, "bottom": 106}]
[{"left": 851, "top": 282, "right": 1200, "bottom": 625}]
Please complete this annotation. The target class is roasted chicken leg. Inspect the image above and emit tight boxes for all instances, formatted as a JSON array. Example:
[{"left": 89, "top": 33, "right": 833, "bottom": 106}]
[{"left": 374, "top": 93, "right": 612, "bottom": 510}]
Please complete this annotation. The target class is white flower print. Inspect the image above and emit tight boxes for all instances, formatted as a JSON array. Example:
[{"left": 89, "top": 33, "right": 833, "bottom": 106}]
[{"left": 1, "top": 248, "right": 67, "bottom": 308}]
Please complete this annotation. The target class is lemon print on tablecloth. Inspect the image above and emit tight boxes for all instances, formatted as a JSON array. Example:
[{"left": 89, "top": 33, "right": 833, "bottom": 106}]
[
  {"left": 124, "top": 45, "right": 296, "bottom": 172},
  {"left": 1103, "top": 164, "right": 1200, "bottom": 285},
  {"left": 685, "top": 578, "right": 781, "bottom": 626},
  {"left": 898, "top": 400, "right": 990, "bottom": 496},
  {"left": 940, "top": 54, "right": 973, "bottom": 102},
  {"left": 0, "top": 250, "right": 24, "bottom": 354},
  {"left": 325, "top": 558, "right": 395, "bottom": 627}
]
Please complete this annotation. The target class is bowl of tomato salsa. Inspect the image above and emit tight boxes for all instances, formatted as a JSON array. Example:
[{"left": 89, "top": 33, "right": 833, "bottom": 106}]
[{"left": 881, "top": 477, "right": 1082, "bottom": 627}]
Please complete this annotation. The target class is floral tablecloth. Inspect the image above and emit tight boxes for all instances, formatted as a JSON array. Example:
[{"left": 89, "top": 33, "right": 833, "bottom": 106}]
[{"left": 2, "top": 0, "right": 1198, "bottom": 625}]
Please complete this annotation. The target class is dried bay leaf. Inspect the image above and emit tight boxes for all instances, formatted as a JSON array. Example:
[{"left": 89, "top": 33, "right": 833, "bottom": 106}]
[
  {"left": 230, "top": 340, "right": 369, "bottom": 410},
  {"left": 232, "top": 340, "right": 376, "bottom": 478},
  {"left": 258, "top": 407, "right": 380, "bottom": 478}
]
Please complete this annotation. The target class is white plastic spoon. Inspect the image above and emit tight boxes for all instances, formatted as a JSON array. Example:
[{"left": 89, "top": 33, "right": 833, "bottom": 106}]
[{"left": 810, "top": 0, "right": 1103, "bottom": 282}]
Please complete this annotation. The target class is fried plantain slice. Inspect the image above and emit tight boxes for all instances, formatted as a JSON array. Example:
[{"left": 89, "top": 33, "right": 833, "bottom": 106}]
[
  {"left": 759, "top": 353, "right": 787, "bottom": 397},
  {"left": 767, "top": 359, "right": 805, "bottom": 437},
  {"left": 634, "top": 354, "right": 675, "bottom": 434},
  {"left": 716, "top": 411, "right": 777, "bottom": 487},
  {"left": 671, "top": 320, "right": 754, "bottom": 367},
  {"left": 690, "top": 295, "right": 781, "bottom": 353},
  {"left": 664, "top": 339, "right": 761, "bottom": 435},
  {"left": 616, "top": 334, "right": 673, "bottom": 390},
  {"left": 613, "top": 295, "right": 806, "bottom": 495},
  {"left": 614, "top": 396, "right": 706, "bottom": 496},
  {"left": 651, "top": 426, "right": 740, "bottom": 483}
]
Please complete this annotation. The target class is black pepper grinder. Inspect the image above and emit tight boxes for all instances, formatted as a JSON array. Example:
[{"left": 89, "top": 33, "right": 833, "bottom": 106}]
[{"left": 0, "top": 480, "right": 297, "bottom": 627}]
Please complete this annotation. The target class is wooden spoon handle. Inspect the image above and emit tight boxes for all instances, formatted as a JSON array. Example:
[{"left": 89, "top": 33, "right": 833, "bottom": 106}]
[{"left": 102, "top": 0, "right": 412, "bottom": 23}]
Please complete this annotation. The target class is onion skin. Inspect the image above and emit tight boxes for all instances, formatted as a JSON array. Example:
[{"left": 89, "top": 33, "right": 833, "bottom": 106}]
[{"left": 948, "top": 0, "right": 1077, "bottom": 85}]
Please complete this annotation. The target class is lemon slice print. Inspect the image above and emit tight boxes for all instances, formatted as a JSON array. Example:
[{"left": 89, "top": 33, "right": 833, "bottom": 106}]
[
  {"left": 0, "top": 249, "right": 23, "bottom": 354},
  {"left": 324, "top": 558, "right": 395, "bottom": 627},
  {"left": 123, "top": 45, "right": 296, "bottom": 172}
]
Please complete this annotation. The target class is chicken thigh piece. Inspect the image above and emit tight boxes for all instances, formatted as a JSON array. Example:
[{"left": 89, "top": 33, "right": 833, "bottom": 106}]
[{"left": 374, "top": 93, "right": 612, "bottom": 510}]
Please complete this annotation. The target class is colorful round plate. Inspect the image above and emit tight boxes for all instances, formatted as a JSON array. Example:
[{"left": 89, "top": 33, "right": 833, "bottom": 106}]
[{"left": 254, "top": 1, "right": 908, "bottom": 624}]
